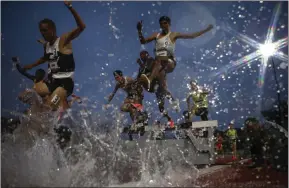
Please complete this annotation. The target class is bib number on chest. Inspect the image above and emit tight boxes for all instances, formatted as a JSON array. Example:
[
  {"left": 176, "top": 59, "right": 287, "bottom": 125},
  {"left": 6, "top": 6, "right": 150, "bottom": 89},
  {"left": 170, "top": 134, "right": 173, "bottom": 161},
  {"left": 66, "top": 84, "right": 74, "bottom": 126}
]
[
  {"left": 49, "top": 61, "right": 60, "bottom": 73},
  {"left": 156, "top": 50, "right": 168, "bottom": 56}
]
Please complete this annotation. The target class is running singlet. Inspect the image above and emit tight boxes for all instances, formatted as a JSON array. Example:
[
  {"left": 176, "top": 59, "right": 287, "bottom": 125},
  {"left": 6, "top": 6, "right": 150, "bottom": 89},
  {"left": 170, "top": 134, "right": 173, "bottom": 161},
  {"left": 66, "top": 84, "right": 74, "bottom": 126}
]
[
  {"left": 187, "top": 88, "right": 209, "bottom": 109},
  {"left": 121, "top": 77, "right": 143, "bottom": 101},
  {"left": 227, "top": 129, "right": 237, "bottom": 140},
  {"left": 154, "top": 32, "right": 175, "bottom": 57},
  {"left": 45, "top": 37, "right": 75, "bottom": 79}
]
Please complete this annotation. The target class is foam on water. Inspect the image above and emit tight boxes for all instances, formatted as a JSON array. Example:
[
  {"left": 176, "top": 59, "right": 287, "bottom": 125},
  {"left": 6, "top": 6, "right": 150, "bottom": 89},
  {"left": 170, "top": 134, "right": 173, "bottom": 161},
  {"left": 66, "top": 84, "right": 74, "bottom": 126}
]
[{"left": 2, "top": 108, "right": 200, "bottom": 187}]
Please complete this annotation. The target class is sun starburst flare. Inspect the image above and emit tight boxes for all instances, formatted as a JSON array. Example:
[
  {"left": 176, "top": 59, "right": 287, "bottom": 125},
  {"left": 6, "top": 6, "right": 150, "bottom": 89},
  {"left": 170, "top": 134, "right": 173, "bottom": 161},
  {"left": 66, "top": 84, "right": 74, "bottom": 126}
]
[{"left": 211, "top": 2, "right": 288, "bottom": 90}]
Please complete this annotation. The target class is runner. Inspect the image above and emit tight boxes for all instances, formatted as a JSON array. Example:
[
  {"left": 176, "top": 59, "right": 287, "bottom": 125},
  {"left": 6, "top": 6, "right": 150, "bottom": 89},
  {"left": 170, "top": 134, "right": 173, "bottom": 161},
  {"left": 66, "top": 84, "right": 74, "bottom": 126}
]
[
  {"left": 226, "top": 122, "right": 238, "bottom": 160},
  {"left": 13, "top": 57, "right": 81, "bottom": 115},
  {"left": 216, "top": 133, "right": 224, "bottom": 156},
  {"left": 137, "top": 16, "right": 213, "bottom": 90},
  {"left": 186, "top": 80, "right": 210, "bottom": 121},
  {"left": 106, "top": 70, "right": 144, "bottom": 125},
  {"left": 22, "top": 0, "right": 86, "bottom": 111}
]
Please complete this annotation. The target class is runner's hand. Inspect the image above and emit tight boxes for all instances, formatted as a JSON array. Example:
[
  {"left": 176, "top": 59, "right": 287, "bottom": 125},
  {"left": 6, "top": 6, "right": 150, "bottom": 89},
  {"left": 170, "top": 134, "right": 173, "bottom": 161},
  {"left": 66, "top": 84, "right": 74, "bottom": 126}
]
[
  {"left": 64, "top": 0, "right": 72, "bottom": 7},
  {"left": 12, "top": 57, "right": 20, "bottom": 63},
  {"left": 102, "top": 104, "right": 111, "bottom": 110},
  {"left": 207, "top": 24, "right": 213, "bottom": 31},
  {"left": 137, "top": 20, "right": 143, "bottom": 31},
  {"left": 137, "top": 58, "right": 142, "bottom": 64},
  {"left": 37, "top": 39, "right": 46, "bottom": 45}
]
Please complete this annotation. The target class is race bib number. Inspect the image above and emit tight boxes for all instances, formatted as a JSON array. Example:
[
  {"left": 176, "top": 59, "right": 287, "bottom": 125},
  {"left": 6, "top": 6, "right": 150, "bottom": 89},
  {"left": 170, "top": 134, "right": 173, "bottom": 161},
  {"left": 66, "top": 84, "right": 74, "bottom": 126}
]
[
  {"left": 137, "top": 123, "right": 143, "bottom": 128},
  {"left": 156, "top": 50, "right": 168, "bottom": 56},
  {"left": 47, "top": 48, "right": 59, "bottom": 61},
  {"left": 51, "top": 94, "right": 60, "bottom": 105},
  {"left": 49, "top": 61, "right": 60, "bottom": 72}
]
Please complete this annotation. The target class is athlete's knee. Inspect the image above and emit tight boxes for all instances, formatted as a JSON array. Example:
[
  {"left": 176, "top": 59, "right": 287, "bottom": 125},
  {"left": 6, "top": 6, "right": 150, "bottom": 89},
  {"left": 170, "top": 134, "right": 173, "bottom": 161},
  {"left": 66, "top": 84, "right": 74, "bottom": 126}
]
[
  {"left": 162, "top": 59, "right": 175, "bottom": 73},
  {"left": 33, "top": 82, "right": 50, "bottom": 97},
  {"left": 54, "top": 87, "right": 67, "bottom": 98},
  {"left": 120, "top": 103, "right": 130, "bottom": 112}
]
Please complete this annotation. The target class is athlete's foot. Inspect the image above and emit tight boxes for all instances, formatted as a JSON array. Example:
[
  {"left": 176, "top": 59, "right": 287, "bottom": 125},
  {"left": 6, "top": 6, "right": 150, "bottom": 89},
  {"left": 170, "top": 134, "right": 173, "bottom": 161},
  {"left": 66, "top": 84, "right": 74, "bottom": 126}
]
[
  {"left": 168, "top": 119, "right": 175, "bottom": 128},
  {"left": 163, "top": 112, "right": 175, "bottom": 129},
  {"left": 139, "top": 74, "right": 151, "bottom": 91},
  {"left": 71, "top": 94, "right": 82, "bottom": 104}
]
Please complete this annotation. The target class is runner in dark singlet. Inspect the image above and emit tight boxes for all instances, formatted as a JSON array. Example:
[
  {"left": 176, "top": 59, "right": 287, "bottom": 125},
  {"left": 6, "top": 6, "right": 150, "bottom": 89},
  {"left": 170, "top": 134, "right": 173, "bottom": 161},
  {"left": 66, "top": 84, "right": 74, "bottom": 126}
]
[
  {"left": 13, "top": 57, "right": 81, "bottom": 115},
  {"left": 106, "top": 70, "right": 144, "bottom": 124},
  {"left": 22, "top": 1, "right": 86, "bottom": 111},
  {"left": 137, "top": 16, "right": 213, "bottom": 90}
]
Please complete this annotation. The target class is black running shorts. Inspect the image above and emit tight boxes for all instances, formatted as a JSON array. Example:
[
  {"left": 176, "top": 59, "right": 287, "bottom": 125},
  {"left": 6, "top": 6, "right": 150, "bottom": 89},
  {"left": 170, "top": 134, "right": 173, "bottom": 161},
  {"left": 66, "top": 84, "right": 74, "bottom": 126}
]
[{"left": 49, "top": 78, "right": 74, "bottom": 96}]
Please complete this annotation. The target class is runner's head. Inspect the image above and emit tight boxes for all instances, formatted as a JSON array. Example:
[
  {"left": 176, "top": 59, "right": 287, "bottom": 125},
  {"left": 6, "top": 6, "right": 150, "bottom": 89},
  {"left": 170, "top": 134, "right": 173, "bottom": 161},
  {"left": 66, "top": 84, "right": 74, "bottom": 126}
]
[
  {"left": 39, "top": 18, "right": 57, "bottom": 42},
  {"left": 35, "top": 69, "right": 46, "bottom": 83},
  {"left": 140, "top": 50, "right": 149, "bottom": 61},
  {"left": 190, "top": 80, "right": 198, "bottom": 90},
  {"left": 159, "top": 16, "right": 171, "bottom": 32},
  {"left": 229, "top": 122, "right": 234, "bottom": 129},
  {"left": 113, "top": 70, "right": 124, "bottom": 83},
  {"left": 182, "top": 110, "right": 190, "bottom": 121}
]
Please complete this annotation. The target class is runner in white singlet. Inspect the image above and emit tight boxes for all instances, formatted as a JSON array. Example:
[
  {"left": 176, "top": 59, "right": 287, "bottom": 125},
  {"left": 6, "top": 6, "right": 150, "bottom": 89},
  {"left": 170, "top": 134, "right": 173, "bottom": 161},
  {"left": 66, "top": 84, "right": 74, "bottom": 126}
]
[{"left": 137, "top": 16, "right": 213, "bottom": 90}]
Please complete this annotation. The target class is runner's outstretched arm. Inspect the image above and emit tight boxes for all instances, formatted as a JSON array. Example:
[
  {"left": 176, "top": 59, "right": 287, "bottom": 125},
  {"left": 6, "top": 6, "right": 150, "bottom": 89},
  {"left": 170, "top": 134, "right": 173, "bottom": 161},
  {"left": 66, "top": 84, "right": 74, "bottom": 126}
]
[
  {"left": 137, "top": 20, "right": 157, "bottom": 44},
  {"left": 63, "top": 0, "right": 86, "bottom": 45},
  {"left": 107, "top": 84, "right": 119, "bottom": 104},
  {"left": 174, "top": 24, "right": 213, "bottom": 40},
  {"left": 12, "top": 57, "right": 36, "bottom": 81},
  {"left": 23, "top": 57, "right": 47, "bottom": 70},
  {"left": 16, "top": 64, "right": 36, "bottom": 81}
]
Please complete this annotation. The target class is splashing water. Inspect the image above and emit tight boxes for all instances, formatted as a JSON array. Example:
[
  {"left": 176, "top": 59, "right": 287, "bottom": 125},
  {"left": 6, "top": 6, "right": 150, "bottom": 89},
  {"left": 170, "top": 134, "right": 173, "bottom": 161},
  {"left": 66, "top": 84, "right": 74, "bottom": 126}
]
[{"left": 2, "top": 107, "right": 200, "bottom": 187}]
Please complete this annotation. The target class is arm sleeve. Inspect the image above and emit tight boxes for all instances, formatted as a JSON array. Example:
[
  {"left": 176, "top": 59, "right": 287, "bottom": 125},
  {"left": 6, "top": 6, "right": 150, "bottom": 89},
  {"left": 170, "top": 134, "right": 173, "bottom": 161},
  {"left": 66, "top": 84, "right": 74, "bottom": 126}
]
[{"left": 16, "top": 64, "right": 35, "bottom": 81}]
